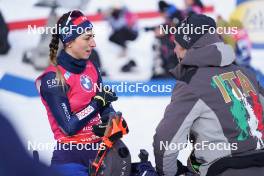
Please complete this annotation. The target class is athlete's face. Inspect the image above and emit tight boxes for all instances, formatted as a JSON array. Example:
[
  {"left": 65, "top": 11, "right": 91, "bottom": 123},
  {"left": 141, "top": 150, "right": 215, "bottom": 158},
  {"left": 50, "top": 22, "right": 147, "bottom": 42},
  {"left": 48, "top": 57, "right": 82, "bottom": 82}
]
[
  {"left": 66, "top": 30, "right": 96, "bottom": 59},
  {"left": 174, "top": 40, "right": 187, "bottom": 62}
]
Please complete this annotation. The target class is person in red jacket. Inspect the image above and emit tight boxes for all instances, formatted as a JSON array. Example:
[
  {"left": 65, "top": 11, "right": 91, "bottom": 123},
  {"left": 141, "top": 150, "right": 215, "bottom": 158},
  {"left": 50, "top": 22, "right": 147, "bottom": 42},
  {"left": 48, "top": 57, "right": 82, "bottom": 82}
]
[{"left": 36, "top": 10, "right": 118, "bottom": 176}]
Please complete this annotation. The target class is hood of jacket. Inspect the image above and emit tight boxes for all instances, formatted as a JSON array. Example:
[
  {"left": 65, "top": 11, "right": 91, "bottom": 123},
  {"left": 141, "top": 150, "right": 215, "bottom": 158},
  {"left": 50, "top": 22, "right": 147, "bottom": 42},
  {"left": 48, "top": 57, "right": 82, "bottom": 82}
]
[{"left": 170, "top": 33, "right": 236, "bottom": 79}]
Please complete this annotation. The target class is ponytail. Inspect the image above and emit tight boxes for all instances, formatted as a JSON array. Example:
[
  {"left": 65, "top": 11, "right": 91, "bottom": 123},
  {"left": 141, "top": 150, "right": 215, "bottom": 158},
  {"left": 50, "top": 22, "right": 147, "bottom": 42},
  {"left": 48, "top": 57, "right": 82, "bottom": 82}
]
[{"left": 48, "top": 12, "right": 71, "bottom": 89}]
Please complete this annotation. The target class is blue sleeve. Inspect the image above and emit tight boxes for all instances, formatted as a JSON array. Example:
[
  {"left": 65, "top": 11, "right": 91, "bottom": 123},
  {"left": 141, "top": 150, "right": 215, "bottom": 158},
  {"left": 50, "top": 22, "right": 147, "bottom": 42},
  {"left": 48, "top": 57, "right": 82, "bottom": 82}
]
[{"left": 40, "top": 72, "right": 102, "bottom": 136}]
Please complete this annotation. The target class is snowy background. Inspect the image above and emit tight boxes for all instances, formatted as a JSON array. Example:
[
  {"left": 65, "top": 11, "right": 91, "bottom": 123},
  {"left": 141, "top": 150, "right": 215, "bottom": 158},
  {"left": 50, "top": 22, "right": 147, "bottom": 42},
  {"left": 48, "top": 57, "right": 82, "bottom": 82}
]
[{"left": 0, "top": 0, "right": 263, "bottom": 166}]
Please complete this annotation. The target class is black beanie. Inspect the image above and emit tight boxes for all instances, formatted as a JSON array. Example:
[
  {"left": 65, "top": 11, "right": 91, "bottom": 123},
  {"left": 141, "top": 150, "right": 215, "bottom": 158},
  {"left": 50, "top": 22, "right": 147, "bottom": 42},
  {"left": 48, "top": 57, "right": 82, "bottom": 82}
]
[
  {"left": 158, "top": 0, "right": 169, "bottom": 12},
  {"left": 174, "top": 14, "right": 216, "bottom": 49}
]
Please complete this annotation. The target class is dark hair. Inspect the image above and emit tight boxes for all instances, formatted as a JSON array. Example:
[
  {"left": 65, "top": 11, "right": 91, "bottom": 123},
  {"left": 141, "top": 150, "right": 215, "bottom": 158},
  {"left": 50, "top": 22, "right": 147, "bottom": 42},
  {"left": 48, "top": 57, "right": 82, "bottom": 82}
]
[
  {"left": 158, "top": 0, "right": 170, "bottom": 12},
  {"left": 111, "top": 8, "right": 122, "bottom": 19},
  {"left": 194, "top": 0, "right": 204, "bottom": 8}
]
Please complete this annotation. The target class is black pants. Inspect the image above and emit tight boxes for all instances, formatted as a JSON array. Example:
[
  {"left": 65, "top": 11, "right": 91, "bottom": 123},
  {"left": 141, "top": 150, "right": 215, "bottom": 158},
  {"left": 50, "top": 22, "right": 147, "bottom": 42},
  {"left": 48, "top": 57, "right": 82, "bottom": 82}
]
[
  {"left": 51, "top": 142, "right": 98, "bottom": 167},
  {"left": 207, "top": 150, "right": 264, "bottom": 176},
  {"left": 109, "top": 27, "right": 138, "bottom": 48}
]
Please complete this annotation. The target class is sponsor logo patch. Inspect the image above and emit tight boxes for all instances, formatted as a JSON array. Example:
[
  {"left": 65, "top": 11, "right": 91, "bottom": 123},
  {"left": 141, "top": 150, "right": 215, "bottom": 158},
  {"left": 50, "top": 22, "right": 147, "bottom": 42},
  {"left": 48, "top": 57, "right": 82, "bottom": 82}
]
[
  {"left": 80, "top": 75, "right": 93, "bottom": 92},
  {"left": 76, "top": 105, "right": 95, "bottom": 120}
]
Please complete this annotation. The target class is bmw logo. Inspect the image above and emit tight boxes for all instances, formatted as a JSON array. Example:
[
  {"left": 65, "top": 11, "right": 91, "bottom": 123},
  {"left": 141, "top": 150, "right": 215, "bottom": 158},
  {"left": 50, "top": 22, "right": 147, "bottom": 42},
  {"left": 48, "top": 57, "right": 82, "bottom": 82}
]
[{"left": 80, "top": 75, "right": 93, "bottom": 92}]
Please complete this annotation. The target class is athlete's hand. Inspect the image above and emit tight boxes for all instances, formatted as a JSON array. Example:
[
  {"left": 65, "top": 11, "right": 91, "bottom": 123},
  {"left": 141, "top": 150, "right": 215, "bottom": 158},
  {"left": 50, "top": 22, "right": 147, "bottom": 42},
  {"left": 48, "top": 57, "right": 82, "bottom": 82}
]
[{"left": 94, "top": 88, "right": 118, "bottom": 107}]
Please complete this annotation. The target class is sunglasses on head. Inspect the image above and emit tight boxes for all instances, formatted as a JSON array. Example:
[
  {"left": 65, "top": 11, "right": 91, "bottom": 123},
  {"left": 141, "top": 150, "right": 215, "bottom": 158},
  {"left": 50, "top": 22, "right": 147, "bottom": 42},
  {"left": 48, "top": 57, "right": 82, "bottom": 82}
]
[{"left": 65, "top": 10, "right": 85, "bottom": 26}]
